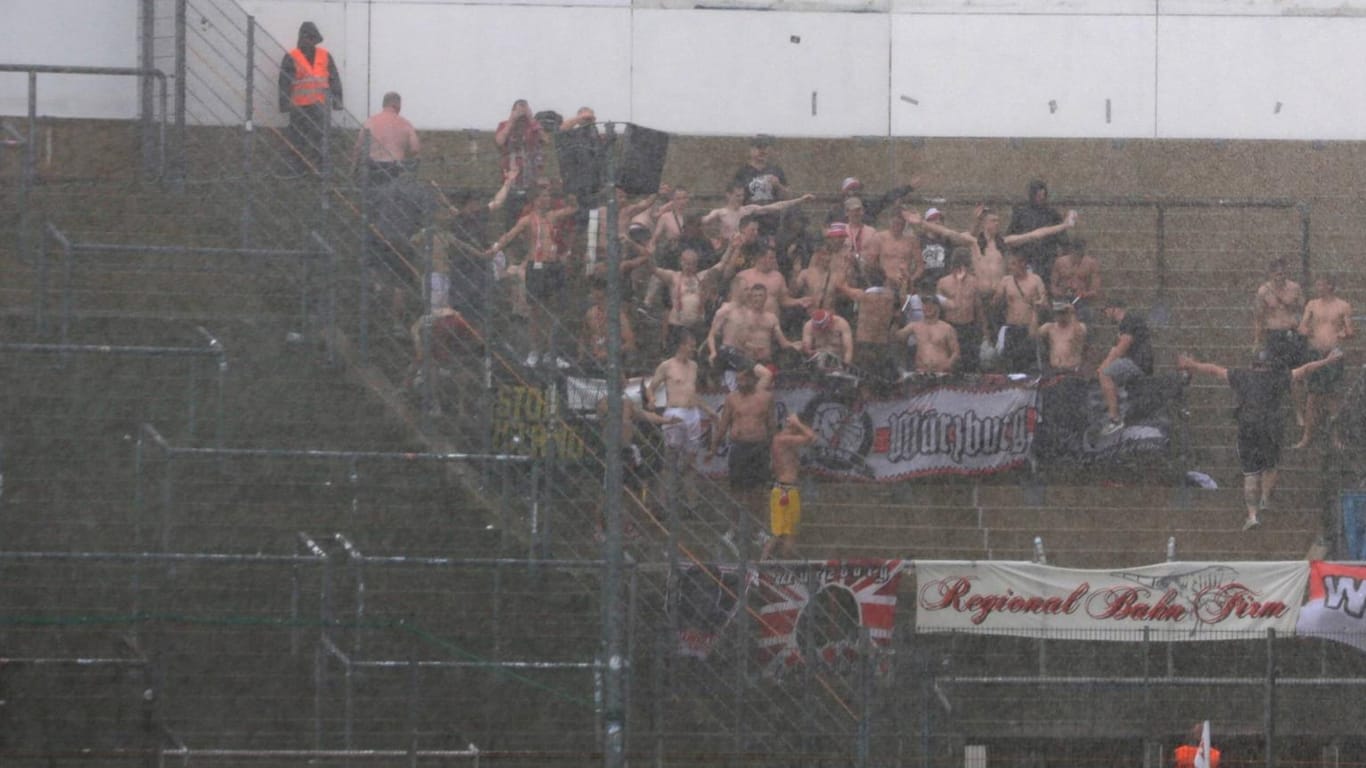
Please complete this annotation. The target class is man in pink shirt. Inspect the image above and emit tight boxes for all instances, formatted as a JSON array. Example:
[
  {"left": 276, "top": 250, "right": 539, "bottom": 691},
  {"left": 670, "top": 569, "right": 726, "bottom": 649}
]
[{"left": 355, "top": 91, "right": 419, "bottom": 184}]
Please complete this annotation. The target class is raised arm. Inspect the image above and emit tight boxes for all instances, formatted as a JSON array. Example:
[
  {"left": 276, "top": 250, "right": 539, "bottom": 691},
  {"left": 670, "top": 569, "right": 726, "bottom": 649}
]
[
  {"left": 748, "top": 193, "right": 816, "bottom": 216},
  {"left": 487, "top": 169, "right": 516, "bottom": 211},
  {"left": 1003, "top": 210, "right": 1077, "bottom": 247},
  {"left": 1175, "top": 352, "right": 1229, "bottom": 383},
  {"left": 1291, "top": 347, "right": 1345, "bottom": 382}
]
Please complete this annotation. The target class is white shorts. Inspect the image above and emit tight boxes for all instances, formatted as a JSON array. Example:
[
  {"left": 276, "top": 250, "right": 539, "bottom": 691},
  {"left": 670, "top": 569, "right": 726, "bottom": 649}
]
[
  {"left": 662, "top": 407, "right": 703, "bottom": 453},
  {"left": 429, "top": 272, "right": 451, "bottom": 314}
]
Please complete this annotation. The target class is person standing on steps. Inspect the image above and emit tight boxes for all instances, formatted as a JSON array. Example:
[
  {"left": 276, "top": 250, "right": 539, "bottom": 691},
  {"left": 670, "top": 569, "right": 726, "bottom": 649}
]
[
  {"left": 764, "top": 413, "right": 817, "bottom": 561},
  {"left": 278, "top": 21, "right": 343, "bottom": 176},
  {"left": 1177, "top": 346, "right": 1342, "bottom": 531}
]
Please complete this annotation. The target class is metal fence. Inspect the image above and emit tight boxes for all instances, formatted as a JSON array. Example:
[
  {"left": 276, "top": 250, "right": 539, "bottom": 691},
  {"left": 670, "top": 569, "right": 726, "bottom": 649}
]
[{"left": 0, "top": 1, "right": 1361, "bottom": 765}]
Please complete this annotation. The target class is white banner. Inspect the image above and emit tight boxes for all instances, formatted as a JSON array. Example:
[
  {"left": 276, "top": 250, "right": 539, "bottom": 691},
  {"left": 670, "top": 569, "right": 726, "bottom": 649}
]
[
  {"left": 1295, "top": 561, "right": 1366, "bottom": 652},
  {"left": 916, "top": 561, "right": 1308, "bottom": 641}
]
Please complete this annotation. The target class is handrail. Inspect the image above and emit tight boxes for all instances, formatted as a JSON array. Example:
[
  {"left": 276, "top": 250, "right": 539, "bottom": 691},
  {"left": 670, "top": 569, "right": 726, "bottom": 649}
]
[
  {"left": 41, "top": 223, "right": 335, "bottom": 353},
  {"left": 137, "top": 422, "right": 532, "bottom": 463}
]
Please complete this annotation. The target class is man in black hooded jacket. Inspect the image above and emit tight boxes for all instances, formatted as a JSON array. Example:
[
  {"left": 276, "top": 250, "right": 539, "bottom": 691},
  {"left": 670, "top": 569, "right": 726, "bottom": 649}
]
[
  {"left": 1007, "top": 179, "right": 1063, "bottom": 287},
  {"left": 278, "top": 21, "right": 344, "bottom": 176}
]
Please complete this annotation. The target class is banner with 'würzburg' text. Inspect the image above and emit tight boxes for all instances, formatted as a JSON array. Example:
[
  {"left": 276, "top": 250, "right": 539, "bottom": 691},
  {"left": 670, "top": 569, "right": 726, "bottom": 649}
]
[
  {"left": 697, "top": 381, "right": 1036, "bottom": 482},
  {"left": 1295, "top": 561, "right": 1366, "bottom": 652},
  {"left": 915, "top": 561, "right": 1308, "bottom": 641}
]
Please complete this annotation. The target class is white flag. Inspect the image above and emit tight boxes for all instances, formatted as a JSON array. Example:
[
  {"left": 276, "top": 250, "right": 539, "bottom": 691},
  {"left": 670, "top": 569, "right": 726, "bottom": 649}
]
[{"left": 1194, "top": 721, "right": 1212, "bottom": 768}]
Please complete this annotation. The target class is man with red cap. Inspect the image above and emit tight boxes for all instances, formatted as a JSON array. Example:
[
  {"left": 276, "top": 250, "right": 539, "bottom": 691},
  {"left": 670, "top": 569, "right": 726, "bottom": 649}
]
[
  {"left": 802, "top": 308, "right": 854, "bottom": 369},
  {"left": 278, "top": 21, "right": 343, "bottom": 176}
]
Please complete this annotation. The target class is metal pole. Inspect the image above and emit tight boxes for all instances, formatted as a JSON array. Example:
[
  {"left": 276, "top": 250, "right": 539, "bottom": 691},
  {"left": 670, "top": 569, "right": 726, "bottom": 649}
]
[
  {"left": 1154, "top": 204, "right": 1167, "bottom": 298},
  {"left": 36, "top": 225, "right": 47, "bottom": 335},
  {"left": 140, "top": 0, "right": 156, "bottom": 179},
  {"left": 1298, "top": 202, "right": 1312, "bottom": 284},
  {"left": 421, "top": 227, "right": 436, "bottom": 417},
  {"left": 601, "top": 122, "right": 626, "bottom": 768},
  {"left": 407, "top": 656, "right": 420, "bottom": 768},
  {"left": 60, "top": 237, "right": 72, "bottom": 346},
  {"left": 856, "top": 627, "right": 873, "bottom": 768},
  {"left": 624, "top": 562, "right": 638, "bottom": 758},
  {"left": 1265, "top": 628, "right": 1276, "bottom": 768},
  {"left": 359, "top": 134, "right": 371, "bottom": 364},
  {"left": 185, "top": 353, "right": 198, "bottom": 439},
  {"left": 241, "top": 17, "right": 256, "bottom": 249},
  {"left": 159, "top": 452, "right": 175, "bottom": 552},
  {"left": 173, "top": 0, "right": 187, "bottom": 187},
  {"left": 1142, "top": 626, "right": 1153, "bottom": 768},
  {"left": 19, "top": 71, "right": 35, "bottom": 276}
]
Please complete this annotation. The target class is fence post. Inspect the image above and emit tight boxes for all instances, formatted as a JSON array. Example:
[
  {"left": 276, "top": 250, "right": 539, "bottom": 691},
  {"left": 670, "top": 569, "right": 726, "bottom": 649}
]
[
  {"left": 173, "top": 0, "right": 186, "bottom": 187},
  {"left": 1154, "top": 203, "right": 1167, "bottom": 300},
  {"left": 19, "top": 71, "right": 35, "bottom": 275},
  {"left": 601, "top": 121, "right": 627, "bottom": 768},
  {"left": 407, "top": 655, "right": 421, "bottom": 768},
  {"left": 241, "top": 17, "right": 256, "bottom": 248},
  {"left": 856, "top": 627, "right": 873, "bottom": 768},
  {"left": 1298, "top": 202, "right": 1312, "bottom": 284},
  {"left": 1265, "top": 627, "right": 1277, "bottom": 768}
]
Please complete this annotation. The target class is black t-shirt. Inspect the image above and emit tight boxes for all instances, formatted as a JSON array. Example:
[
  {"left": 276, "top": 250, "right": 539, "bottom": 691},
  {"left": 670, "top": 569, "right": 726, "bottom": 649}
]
[
  {"left": 1007, "top": 203, "right": 1063, "bottom": 269},
  {"left": 733, "top": 163, "right": 787, "bottom": 206},
  {"left": 1228, "top": 367, "right": 1291, "bottom": 429},
  {"left": 921, "top": 237, "right": 949, "bottom": 289},
  {"left": 1118, "top": 312, "right": 1154, "bottom": 374}
]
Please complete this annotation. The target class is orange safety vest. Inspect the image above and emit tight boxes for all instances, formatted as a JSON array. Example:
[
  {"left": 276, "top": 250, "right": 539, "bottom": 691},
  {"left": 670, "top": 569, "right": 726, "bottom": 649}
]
[
  {"left": 289, "top": 47, "right": 331, "bottom": 107},
  {"left": 1174, "top": 744, "right": 1221, "bottom": 768}
]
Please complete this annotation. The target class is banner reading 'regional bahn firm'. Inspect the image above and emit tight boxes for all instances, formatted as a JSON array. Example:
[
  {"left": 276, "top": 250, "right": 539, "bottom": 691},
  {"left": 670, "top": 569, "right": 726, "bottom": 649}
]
[{"left": 916, "top": 561, "right": 1308, "bottom": 641}]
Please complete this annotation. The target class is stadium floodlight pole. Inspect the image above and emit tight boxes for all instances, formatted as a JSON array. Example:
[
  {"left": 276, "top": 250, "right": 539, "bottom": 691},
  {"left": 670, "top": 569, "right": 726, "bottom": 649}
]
[{"left": 600, "top": 121, "right": 627, "bottom": 768}]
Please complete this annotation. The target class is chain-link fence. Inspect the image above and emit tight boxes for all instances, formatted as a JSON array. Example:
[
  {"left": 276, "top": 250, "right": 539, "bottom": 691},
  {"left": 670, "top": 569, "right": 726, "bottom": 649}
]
[{"left": 5, "top": 1, "right": 1366, "bottom": 765}]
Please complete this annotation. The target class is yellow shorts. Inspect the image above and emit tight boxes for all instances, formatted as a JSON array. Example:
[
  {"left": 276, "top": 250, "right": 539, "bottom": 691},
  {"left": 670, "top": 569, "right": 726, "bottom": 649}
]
[{"left": 769, "top": 485, "right": 801, "bottom": 537}]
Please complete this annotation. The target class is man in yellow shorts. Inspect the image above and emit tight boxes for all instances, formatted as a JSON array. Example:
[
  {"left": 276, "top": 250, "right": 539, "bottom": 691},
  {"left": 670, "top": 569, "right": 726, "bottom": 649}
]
[{"left": 764, "top": 414, "right": 817, "bottom": 560}]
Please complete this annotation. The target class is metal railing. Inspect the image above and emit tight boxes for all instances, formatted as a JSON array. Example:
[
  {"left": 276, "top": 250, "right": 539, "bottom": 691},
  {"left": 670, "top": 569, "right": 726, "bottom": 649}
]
[
  {"left": 0, "top": 326, "right": 226, "bottom": 445},
  {"left": 39, "top": 222, "right": 336, "bottom": 361}
]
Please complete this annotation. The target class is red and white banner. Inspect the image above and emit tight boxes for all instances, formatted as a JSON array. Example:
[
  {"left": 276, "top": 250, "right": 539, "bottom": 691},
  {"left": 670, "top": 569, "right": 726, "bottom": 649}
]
[
  {"left": 756, "top": 560, "right": 908, "bottom": 676},
  {"left": 1295, "top": 561, "right": 1366, "bottom": 652},
  {"left": 916, "top": 561, "right": 1307, "bottom": 641},
  {"left": 698, "top": 381, "right": 1036, "bottom": 482}
]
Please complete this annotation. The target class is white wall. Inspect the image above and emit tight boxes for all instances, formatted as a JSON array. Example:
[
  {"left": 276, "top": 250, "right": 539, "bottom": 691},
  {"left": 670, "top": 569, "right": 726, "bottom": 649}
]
[
  {"left": 8, "top": 0, "right": 1366, "bottom": 140},
  {"left": 0, "top": 0, "right": 140, "bottom": 120}
]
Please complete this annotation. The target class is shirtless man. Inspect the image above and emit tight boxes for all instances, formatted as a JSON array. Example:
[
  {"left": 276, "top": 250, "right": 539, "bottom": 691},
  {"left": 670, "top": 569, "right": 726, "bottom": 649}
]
[
  {"left": 1294, "top": 274, "right": 1355, "bottom": 449},
  {"left": 842, "top": 197, "right": 882, "bottom": 279},
  {"left": 801, "top": 309, "right": 854, "bottom": 369},
  {"left": 1049, "top": 237, "right": 1102, "bottom": 322},
  {"left": 732, "top": 245, "right": 810, "bottom": 315},
  {"left": 596, "top": 377, "right": 680, "bottom": 507},
  {"left": 968, "top": 205, "right": 1077, "bottom": 322},
  {"left": 875, "top": 204, "right": 922, "bottom": 296},
  {"left": 649, "top": 186, "right": 691, "bottom": 250},
  {"left": 1254, "top": 257, "right": 1307, "bottom": 371},
  {"left": 895, "top": 295, "right": 959, "bottom": 374},
  {"left": 994, "top": 250, "right": 1049, "bottom": 374},
  {"left": 791, "top": 224, "right": 849, "bottom": 311},
  {"left": 936, "top": 249, "right": 988, "bottom": 373},
  {"left": 708, "top": 366, "right": 776, "bottom": 546},
  {"left": 835, "top": 267, "right": 901, "bottom": 381},
  {"left": 765, "top": 413, "right": 817, "bottom": 560},
  {"left": 703, "top": 182, "right": 815, "bottom": 241},
  {"left": 707, "top": 284, "right": 797, "bottom": 387},
  {"left": 645, "top": 331, "right": 717, "bottom": 506},
  {"left": 582, "top": 280, "right": 637, "bottom": 370},
  {"left": 484, "top": 187, "right": 578, "bottom": 359},
  {"left": 1034, "top": 301, "right": 1088, "bottom": 373},
  {"left": 652, "top": 247, "right": 731, "bottom": 351}
]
